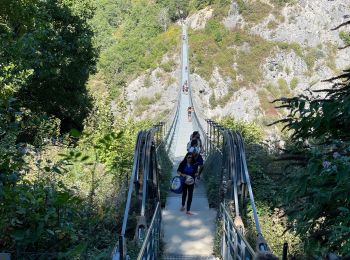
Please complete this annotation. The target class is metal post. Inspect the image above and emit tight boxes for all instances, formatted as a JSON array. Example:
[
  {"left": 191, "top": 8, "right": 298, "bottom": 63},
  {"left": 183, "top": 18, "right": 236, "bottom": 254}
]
[
  {"left": 282, "top": 242, "right": 288, "bottom": 260},
  {"left": 217, "top": 126, "right": 220, "bottom": 151},
  {"left": 221, "top": 206, "right": 227, "bottom": 260},
  {"left": 206, "top": 120, "right": 209, "bottom": 156},
  {"left": 209, "top": 121, "right": 212, "bottom": 154},
  {"left": 213, "top": 125, "right": 217, "bottom": 150},
  {"left": 119, "top": 235, "right": 124, "bottom": 260}
]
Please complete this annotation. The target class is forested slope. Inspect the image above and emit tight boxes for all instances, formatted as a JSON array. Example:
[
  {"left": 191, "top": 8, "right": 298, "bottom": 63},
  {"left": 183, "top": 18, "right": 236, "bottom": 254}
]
[{"left": 0, "top": 0, "right": 177, "bottom": 257}]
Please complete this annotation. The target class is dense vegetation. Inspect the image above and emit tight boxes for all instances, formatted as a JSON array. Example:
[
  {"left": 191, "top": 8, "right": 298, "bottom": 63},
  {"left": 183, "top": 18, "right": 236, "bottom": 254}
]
[
  {"left": 0, "top": 0, "right": 218, "bottom": 257},
  {"left": 189, "top": 4, "right": 349, "bottom": 255},
  {"left": 269, "top": 69, "right": 350, "bottom": 255},
  {"left": 0, "top": 0, "right": 178, "bottom": 257},
  {"left": 1, "top": 0, "right": 349, "bottom": 258}
]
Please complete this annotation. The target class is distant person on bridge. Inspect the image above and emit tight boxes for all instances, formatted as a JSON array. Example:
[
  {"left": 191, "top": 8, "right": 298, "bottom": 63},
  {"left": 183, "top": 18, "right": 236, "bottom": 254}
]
[
  {"left": 182, "top": 80, "right": 188, "bottom": 93},
  {"left": 177, "top": 152, "right": 198, "bottom": 215},
  {"left": 187, "top": 131, "right": 204, "bottom": 154},
  {"left": 189, "top": 145, "right": 204, "bottom": 180},
  {"left": 187, "top": 139, "right": 199, "bottom": 153},
  {"left": 187, "top": 106, "right": 193, "bottom": 121}
]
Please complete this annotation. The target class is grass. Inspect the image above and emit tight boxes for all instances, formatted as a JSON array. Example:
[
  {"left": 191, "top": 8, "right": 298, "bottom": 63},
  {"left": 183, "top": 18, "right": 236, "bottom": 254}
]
[
  {"left": 272, "top": 9, "right": 285, "bottom": 23},
  {"left": 189, "top": 22, "right": 236, "bottom": 81},
  {"left": 190, "top": 19, "right": 313, "bottom": 87},
  {"left": 309, "top": 79, "right": 319, "bottom": 87},
  {"left": 339, "top": 31, "right": 350, "bottom": 46},
  {"left": 267, "top": 20, "right": 279, "bottom": 30},
  {"left": 258, "top": 89, "right": 279, "bottom": 116},
  {"left": 144, "top": 74, "right": 151, "bottom": 88},
  {"left": 326, "top": 42, "right": 338, "bottom": 72},
  {"left": 277, "top": 78, "right": 290, "bottom": 96},
  {"left": 277, "top": 41, "right": 303, "bottom": 57},
  {"left": 208, "top": 84, "right": 236, "bottom": 109},
  {"left": 285, "top": 66, "right": 291, "bottom": 75},
  {"left": 160, "top": 60, "right": 176, "bottom": 72},
  {"left": 166, "top": 76, "right": 176, "bottom": 87},
  {"left": 237, "top": 39, "right": 274, "bottom": 84},
  {"left": 290, "top": 77, "right": 299, "bottom": 89},
  {"left": 304, "top": 47, "right": 319, "bottom": 71},
  {"left": 237, "top": 0, "right": 271, "bottom": 24},
  {"left": 209, "top": 92, "right": 217, "bottom": 109},
  {"left": 134, "top": 93, "right": 162, "bottom": 116}
]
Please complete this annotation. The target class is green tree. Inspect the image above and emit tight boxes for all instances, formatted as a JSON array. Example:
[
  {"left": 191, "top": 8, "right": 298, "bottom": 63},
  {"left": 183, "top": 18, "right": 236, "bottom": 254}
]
[
  {"left": 0, "top": 0, "right": 95, "bottom": 132},
  {"left": 271, "top": 64, "right": 350, "bottom": 255},
  {"left": 157, "top": 0, "right": 190, "bottom": 21}
]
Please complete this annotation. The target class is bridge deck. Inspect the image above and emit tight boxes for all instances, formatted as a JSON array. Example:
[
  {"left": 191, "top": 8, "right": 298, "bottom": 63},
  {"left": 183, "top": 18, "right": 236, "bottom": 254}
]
[{"left": 161, "top": 24, "right": 216, "bottom": 258}]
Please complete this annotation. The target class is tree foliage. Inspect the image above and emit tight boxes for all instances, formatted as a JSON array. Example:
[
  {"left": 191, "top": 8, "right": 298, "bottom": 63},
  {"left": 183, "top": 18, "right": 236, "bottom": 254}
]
[
  {"left": 0, "top": 0, "right": 95, "bottom": 132},
  {"left": 97, "top": 0, "right": 180, "bottom": 97},
  {"left": 272, "top": 56, "right": 350, "bottom": 255},
  {"left": 219, "top": 116, "right": 264, "bottom": 144}
]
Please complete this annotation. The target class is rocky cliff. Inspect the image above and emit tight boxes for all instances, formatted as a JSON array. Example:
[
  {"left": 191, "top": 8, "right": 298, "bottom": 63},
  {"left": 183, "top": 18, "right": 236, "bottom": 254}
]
[{"left": 124, "top": 0, "right": 350, "bottom": 128}]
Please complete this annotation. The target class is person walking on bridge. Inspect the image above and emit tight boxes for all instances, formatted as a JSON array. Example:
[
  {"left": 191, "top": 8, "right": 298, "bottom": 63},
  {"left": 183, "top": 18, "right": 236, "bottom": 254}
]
[
  {"left": 187, "top": 131, "right": 204, "bottom": 154},
  {"left": 177, "top": 152, "right": 198, "bottom": 215},
  {"left": 189, "top": 145, "right": 204, "bottom": 180},
  {"left": 187, "top": 106, "right": 193, "bottom": 122}
]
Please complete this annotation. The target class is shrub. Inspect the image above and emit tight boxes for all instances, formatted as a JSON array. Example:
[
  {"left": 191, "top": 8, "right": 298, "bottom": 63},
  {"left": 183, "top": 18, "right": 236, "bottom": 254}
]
[
  {"left": 339, "top": 31, "right": 350, "bottom": 46},
  {"left": 236, "top": 0, "right": 271, "bottom": 24},
  {"left": 161, "top": 60, "right": 176, "bottom": 72},
  {"left": 144, "top": 74, "right": 151, "bottom": 88},
  {"left": 267, "top": 20, "right": 279, "bottom": 30},
  {"left": 290, "top": 77, "right": 299, "bottom": 89},
  {"left": 209, "top": 92, "right": 217, "bottom": 108},
  {"left": 277, "top": 78, "right": 290, "bottom": 96},
  {"left": 219, "top": 117, "right": 264, "bottom": 144}
]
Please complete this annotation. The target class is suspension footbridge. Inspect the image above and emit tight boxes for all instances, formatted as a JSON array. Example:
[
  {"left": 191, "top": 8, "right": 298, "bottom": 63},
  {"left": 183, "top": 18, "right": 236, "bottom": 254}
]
[{"left": 112, "top": 23, "right": 274, "bottom": 260}]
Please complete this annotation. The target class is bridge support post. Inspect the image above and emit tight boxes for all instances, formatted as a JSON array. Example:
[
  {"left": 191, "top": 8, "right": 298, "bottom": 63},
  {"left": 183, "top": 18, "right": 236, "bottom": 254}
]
[{"left": 134, "top": 216, "right": 147, "bottom": 245}]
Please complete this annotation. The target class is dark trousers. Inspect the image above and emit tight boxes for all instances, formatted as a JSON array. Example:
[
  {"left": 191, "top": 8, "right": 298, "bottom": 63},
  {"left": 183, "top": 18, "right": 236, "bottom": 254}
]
[{"left": 182, "top": 183, "right": 194, "bottom": 211}]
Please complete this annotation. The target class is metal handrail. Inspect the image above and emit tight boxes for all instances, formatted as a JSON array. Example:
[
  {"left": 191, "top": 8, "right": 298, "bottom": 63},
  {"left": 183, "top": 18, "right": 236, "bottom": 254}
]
[
  {"left": 221, "top": 203, "right": 255, "bottom": 259},
  {"left": 182, "top": 23, "right": 208, "bottom": 154},
  {"left": 121, "top": 131, "right": 144, "bottom": 236},
  {"left": 141, "top": 130, "right": 153, "bottom": 216},
  {"left": 205, "top": 120, "right": 271, "bottom": 256},
  {"left": 164, "top": 89, "right": 181, "bottom": 155},
  {"left": 137, "top": 202, "right": 161, "bottom": 260},
  {"left": 113, "top": 131, "right": 144, "bottom": 260},
  {"left": 235, "top": 132, "right": 268, "bottom": 251},
  {"left": 113, "top": 124, "right": 165, "bottom": 260}
]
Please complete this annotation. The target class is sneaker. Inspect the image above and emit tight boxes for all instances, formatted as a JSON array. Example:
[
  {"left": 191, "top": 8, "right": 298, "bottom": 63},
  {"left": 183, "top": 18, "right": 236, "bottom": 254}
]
[
  {"left": 180, "top": 206, "right": 185, "bottom": 211},
  {"left": 186, "top": 211, "right": 193, "bottom": 215}
]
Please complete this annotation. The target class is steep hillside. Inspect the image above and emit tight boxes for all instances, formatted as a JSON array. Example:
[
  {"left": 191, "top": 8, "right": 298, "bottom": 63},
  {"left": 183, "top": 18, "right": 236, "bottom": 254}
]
[
  {"left": 123, "top": 0, "right": 350, "bottom": 130},
  {"left": 188, "top": 0, "right": 350, "bottom": 124},
  {"left": 116, "top": 1, "right": 350, "bottom": 256}
]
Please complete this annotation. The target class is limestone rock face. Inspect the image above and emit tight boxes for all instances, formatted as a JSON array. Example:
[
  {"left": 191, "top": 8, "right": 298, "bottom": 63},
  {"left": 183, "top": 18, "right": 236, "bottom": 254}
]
[
  {"left": 250, "top": 0, "right": 348, "bottom": 47},
  {"left": 223, "top": 1, "right": 244, "bottom": 29},
  {"left": 124, "top": 0, "right": 350, "bottom": 128},
  {"left": 191, "top": 71, "right": 260, "bottom": 121},
  {"left": 125, "top": 53, "right": 180, "bottom": 121},
  {"left": 185, "top": 7, "right": 213, "bottom": 30}
]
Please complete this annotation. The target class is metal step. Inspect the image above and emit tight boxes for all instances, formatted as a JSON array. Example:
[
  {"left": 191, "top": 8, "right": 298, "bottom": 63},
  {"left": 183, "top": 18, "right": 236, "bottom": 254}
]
[{"left": 162, "top": 255, "right": 217, "bottom": 260}]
